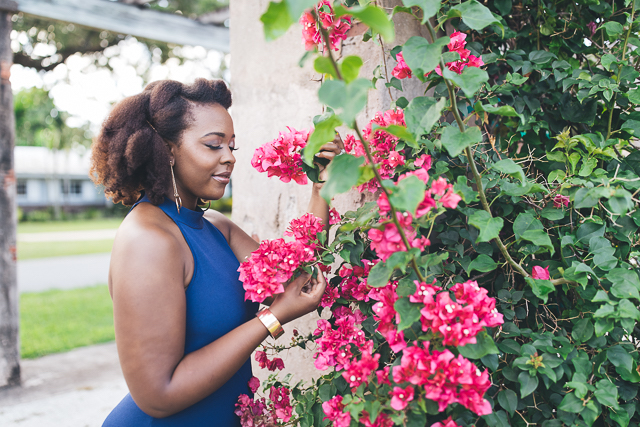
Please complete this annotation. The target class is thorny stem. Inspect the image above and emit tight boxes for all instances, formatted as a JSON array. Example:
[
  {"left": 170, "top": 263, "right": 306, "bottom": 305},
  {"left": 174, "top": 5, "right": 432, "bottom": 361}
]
[
  {"left": 424, "top": 20, "right": 532, "bottom": 280},
  {"left": 317, "top": 16, "right": 427, "bottom": 284},
  {"left": 606, "top": 0, "right": 636, "bottom": 140}
]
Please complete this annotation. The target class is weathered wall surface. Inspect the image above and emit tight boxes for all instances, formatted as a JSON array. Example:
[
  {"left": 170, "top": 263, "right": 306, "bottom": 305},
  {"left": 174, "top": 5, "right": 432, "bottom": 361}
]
[{"left": 230, "top": 0, "right": 429, "bottom": 385}]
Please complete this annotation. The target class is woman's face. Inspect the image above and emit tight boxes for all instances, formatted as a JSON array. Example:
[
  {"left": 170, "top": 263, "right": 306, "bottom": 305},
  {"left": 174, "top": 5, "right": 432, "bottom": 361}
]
[{"left": 170, "top": 102, "right": 236, "bottom": 207}]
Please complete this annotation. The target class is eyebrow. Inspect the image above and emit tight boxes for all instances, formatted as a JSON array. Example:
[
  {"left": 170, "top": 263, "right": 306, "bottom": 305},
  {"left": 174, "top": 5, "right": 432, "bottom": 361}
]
[{"left": 201, "top": 132, "right": 235, "bottom": 139}]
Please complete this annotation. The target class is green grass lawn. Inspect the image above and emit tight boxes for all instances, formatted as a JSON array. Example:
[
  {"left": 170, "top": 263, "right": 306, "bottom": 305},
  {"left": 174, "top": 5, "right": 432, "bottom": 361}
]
[
  {"left": 18, "top": 218, "right": 123, "bottom": 234},
  {"left": 20, "top": 285, "right": 114, "bottom": 359},
  {"left": 17, "top": 239, "right": 115, "bottom": 260}
]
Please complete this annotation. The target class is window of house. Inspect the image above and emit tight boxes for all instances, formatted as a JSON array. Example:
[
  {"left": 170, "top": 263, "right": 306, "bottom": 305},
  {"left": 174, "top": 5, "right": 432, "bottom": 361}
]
[
  {"left": 61, "top": 180, "right": 82, "bottom": 195},
  {"left": 17, "top": 180, "right": 27, "bottom": 196}
]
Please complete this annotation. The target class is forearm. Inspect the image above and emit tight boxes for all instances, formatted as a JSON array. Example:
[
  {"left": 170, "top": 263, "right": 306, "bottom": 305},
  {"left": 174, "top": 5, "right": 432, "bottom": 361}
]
[
  {"left": 133, "top": 317, "right": 270, "bottom": 418},
  {"left": 308, "top": 183, "right": 330, "bottom": 231}
]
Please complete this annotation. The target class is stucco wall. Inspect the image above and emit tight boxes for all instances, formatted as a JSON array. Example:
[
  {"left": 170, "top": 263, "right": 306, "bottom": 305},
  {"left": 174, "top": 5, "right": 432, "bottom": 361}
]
[{"left": 229, "top": 0, "right": 429, "bottom": 385}]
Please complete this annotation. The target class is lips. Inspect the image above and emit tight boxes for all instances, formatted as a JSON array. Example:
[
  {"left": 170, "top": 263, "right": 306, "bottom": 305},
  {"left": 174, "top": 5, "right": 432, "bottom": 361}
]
[{"left": 212, "top": 172, "right": 231, "bottom": 184}]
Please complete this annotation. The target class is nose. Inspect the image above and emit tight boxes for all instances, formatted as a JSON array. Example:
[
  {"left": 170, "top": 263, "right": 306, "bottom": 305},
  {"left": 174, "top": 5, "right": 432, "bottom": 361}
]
[{"left": 221, "top": 145, "right": 236, "bottom": 165}]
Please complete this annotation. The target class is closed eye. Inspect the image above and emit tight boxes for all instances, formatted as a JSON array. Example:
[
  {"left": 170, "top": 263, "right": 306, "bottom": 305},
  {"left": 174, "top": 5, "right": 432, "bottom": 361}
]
[{"left": 205, "top": 144, "right": 239, "bottom": 151}]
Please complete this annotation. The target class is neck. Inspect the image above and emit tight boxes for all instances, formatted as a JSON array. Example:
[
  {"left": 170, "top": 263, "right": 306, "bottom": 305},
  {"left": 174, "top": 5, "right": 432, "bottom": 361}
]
[{"left": 166, "top": 190, "right": 198, "bottom": 211}]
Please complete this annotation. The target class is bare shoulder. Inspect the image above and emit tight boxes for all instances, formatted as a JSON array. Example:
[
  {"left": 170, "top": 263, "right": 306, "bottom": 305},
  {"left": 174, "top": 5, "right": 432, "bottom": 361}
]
[{"left": 110, "top": 203, "right": 188, "bottom": 291}]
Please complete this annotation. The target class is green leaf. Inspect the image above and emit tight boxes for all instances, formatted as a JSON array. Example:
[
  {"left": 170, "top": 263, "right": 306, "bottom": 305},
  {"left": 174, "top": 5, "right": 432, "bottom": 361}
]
[
  {"left": 367, "top": 251, "right": 412, "bottom": 287},
  {"left": 314, "top": 56, "right": 338, "bottom": 79},
  {"left": 467, "top": 254, "right": 498, "bottom": 274},
  {"left": 558, "top": 392, "right": 585, "bottom": 413},
  {"left": 283, "top": 0, "right": 317, "bottom": 21},
  {"left": 528, "top": 50, "right": 557, "bottom": 65},
  {"left": 526, "top": 278, "right": 555, "bottom": 303},
  {"left": 611, "top": 281, "right": 640, "bottom": 300},
  {"left": 334, "top": 4, "right": 395, "bottom": 42},
  {"left": 402, "top": 0, "right": 441, "bottom": 22},
  {"left": 405, "top": 96, "right": 447, "bottom": 139},
  {"left": 600, "top": 21, "right": 624, "bottom": 36},
  {"left": 540, "top": 207, "right": 565, "bottom": 220},
  {"left": 394, "top": 298, "right": 422, "bottom": 330},
  {"left": 340, "top": 56, "right": 364, "bottom": 84},
  {"left": 469, "top": 210, "right": 504, "bottom": 243},
  {"left": 518, "top": 371, "right": 539, "bottom": 398},
  {"left": 578, "top": 158, "right": 598, "bottom": 177},
  {"left": 443, "top": 66, "right": 489, "bottom": 98},
  {"left": 373, "top": 124, "right": 417, "bottom": 147},
  {"left": 304, "top": 114, "right": 342, "bottom": 165},
  {"left": 318, "top": 78, "right": 371, "bottom": 125},
  {"left": 498, "top": 339, "right": 522, "bottom": 355},
  {"left": 385, "top": 175, "right": 426, "bottom": 214},
  {"left": 607, "top": 268, "right": 640, "bottom": 298},
  {"left": 483, "top": 411, "right": 510, "bottom": 427},
  {"left": 261, "top": 1, "right": 294, "bottom": 41},
  {"left": 607, "top": 345, "right": 633, "bottom": 373},
  {"left": 402, "top": 36, "right": 450, "bottom": 77},
  {"left": 498, "top": 389, "right": 518, "bottom": 415},
  {"left": 491, "top": 159, "right": 526, "bottom": 183},
  {"left": 594, "top": 380, "right": 619, "bottom": 408},
  {"left": 459, "top": 330, "right": 500, "bottom": 359},
  {"left": 481, "top": 104, "right": 523, "bottom": 122},
  {"left": 320, "top": 154, "right": 365, "bottom": 202},
  {"left": 572, "top": 318, "right": 594, "bottom": 343},
  {"left": 440, "top": 126, "right": 483, "bottom": 157},
  {"left": 520, "top": 229, "right": 555, "bottom": 255},
  {"left": 513, "top": 211, "right": 543, "bottom": 241},
  {"left": 618, "top": 299, "right": 640, "bottom": 321},
  {"left": 451, "top": 0, "right": 502, "bottom": 32},
  {"left": 621, "top": 119, "right": 640, "bottom": 136}
]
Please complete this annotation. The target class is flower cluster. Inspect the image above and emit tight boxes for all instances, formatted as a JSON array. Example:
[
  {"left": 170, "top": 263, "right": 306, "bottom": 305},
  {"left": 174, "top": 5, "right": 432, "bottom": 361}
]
[
  {"left": 251, "top": 127, "right": 310, "bottom": 185},
  {"left": 392, "top": 31, "right": 484, "bottom": 79},
  {"left": 284, "top": 213, "right": 324, "bottom": 248},
  {"left": 411, "top": 280, "right": 504, "bottom": 347},
  {"left": 238, "top": 214, "right": 323, "bottom": 303},
  {"left": 432, "top": 417, "right": 463, "bottom": 427},
  {"left": 343, "top": 109, "right": 407, "bottom": 192},
  {"left": 255, "top": 350, "right": 285, "bottom": 371},
  {"left": 235, "top": 378, "right": 293, "bottom": 426},
  {"left": 553, "top": 194, "right": 570, "bottom": 208},
  {"left": 313, "top": 307, "right": 371, "bottom": 371},
  {"left": 368, "top": 211, "right": 429, "bottom": 261},
  {"left": 322, "top": 396, "right": 351, "bottom": 427},
  {"left": 532, "top": 265, "right": 550, "bottom": 280},
  {"left": 392, "top": 341, "right": 492, "bottom": 415},
  {"left": 300, "top": 1, "right": 352, "bottom": 52}
]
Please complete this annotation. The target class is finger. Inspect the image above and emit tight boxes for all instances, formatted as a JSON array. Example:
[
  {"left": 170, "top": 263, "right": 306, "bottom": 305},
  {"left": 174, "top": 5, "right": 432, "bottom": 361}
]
[
  {"left": 315, "top": 151, "right": 336, "bottom": 160},
  {"left": 333, "top": 133, "right": 344, "bottom": 148},
  {"left": 292, "top": 272, "right": 312, "bottom": 291}
]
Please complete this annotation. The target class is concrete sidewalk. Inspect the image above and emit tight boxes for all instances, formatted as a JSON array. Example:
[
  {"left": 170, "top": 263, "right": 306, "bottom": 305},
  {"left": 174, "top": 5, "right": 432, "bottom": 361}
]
[
  {"left": 0, "top": 342, "right": 127, "bottom": 427},
  {"left": 18, "top": 229, "right": 118, "bottom": 243},
  {"left": 18, "top": 253, "right": 111, "bottom": 293}
]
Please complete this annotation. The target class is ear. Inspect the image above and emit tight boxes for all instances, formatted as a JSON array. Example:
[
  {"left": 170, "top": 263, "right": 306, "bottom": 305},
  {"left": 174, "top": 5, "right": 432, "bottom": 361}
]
[{"left": 167, "top": 143, "right": 176, "bottom": 165}]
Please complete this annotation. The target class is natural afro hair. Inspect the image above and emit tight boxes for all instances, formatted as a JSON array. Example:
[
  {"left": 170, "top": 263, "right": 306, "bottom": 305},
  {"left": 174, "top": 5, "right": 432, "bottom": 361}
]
[{"left": 90, "top": 78, "right": 232, "bottom": 206}]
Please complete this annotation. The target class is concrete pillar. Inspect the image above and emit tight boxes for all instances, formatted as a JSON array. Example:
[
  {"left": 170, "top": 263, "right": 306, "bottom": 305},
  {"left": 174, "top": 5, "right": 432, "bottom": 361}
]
[{"left": 230, "top": 0, "right": 429, "bottom": 385}]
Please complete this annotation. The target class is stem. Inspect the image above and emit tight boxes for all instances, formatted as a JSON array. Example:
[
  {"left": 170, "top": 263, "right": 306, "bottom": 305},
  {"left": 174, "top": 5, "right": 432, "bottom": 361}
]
[
  {"left": 317, "top": 13, "right": 426, "bottom": 284},
  {"left": 606, "top": 0, "right": 636, "bottom": 140},
  {"left": 424, "top": 21, "right": 531, "bottom": 279}
]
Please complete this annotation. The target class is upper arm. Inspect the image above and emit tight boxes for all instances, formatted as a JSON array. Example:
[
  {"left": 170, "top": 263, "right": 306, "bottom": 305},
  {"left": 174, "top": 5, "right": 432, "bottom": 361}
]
[
  {"left": 203, "top": 210, "right": 259, "bottom": 262},
  {"left": 109, "top": 221, "right": 187, "bottom": 411}
]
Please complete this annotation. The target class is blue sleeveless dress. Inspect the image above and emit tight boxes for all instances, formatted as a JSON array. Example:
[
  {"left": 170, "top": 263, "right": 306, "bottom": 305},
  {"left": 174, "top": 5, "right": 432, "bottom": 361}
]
[{"left": 103, "top": 195, "right": 259, "bottom": 426}]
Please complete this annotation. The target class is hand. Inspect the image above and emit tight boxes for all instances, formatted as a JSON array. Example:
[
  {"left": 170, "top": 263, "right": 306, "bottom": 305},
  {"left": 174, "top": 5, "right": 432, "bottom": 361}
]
[
  {"left": 314, "top": 134, "right": 345, "bottom": 184},
  {"left": 269, "top": 270, "right": 327, "bottom": 325}
]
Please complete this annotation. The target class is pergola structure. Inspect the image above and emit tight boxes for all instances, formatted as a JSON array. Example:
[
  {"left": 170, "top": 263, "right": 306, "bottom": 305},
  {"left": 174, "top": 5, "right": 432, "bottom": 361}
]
[{"left": 0, "top": 0, "right": 229, "bottom": 387}]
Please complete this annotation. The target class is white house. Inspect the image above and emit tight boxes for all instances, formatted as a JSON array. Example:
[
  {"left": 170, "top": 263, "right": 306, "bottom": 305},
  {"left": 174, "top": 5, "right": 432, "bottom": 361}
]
[{"left": 15, "top": 146, "right": 109, "bottom": 211}]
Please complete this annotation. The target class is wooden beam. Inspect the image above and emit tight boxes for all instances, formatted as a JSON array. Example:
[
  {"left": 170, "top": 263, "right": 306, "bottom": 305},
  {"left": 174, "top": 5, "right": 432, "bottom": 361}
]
[
  {"left": 5, "top": 0, "right": 229, "bottom": 52},
  {"left": 0, "top": 9, "right": 20, "bottom": 388}
]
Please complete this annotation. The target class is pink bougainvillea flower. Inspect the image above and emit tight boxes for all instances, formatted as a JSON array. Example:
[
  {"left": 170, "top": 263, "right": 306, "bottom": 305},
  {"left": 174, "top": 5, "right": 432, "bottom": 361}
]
[
  {"left": 392, "top": 52, "right": 413, "bottom": 79},
  {"left": 269, "top": 386, "right": 293, "bottom": 422},
  {"left": 255, "top": 351, "right": 285, "bottom": 371},
  {"left": 414, "top": 154, "right": 432, "bottom": 169},
  {"left": 391, "top": 386, "right": 415, "bottom": 410},
  {"left": 251, "top": 127, "right": 310, "bottom": 185},
  {"left": 285, "top": 213, "right": 324, "bottom": 246},
  {"left": 342, "top": 350, "right": 380, "bottom": 390},
  {"left": 322, "top": 396, "right": 351, "bottom": 427},
  {"left": 234, "top": 394, "right": 277, "bottom": 426},
  {"left": 587, "top": 21, "right": 597, "bottom": 36},
  {"left": 329, "top": 207, "right": 341, "bottom": 225},
  {"left": 429, "top": 30, "right": 485, "bottom": 77},
  {"left": 553, "top": 194, "right": 570, "bottom": 208},
  {"left": 343, "top": 133, "right": 366, "bottom": 157},
  {"left": 360, "top": 411, "right": 394, "bottom": 427},
  {"left": 439, "top": 188, "right": 462, "bottom": 209},
  {"left": 532, "top": 265, "right": 550, "bottom": 280},
  {"left": 300, "top": 1, "right": 352, "bottom": 52},
  {"left": 248, "top": 376, "right": 260, "bottom": 393},
  {"left": 431, "top": 416, "right": 463, "bottom": 427},
  {"left": 313, "top": 307, "right": 370, "bottom": 371}
]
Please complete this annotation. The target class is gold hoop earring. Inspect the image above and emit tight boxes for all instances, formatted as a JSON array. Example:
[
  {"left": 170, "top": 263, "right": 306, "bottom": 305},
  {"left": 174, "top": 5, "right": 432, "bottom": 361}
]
[
  {"left": 202, "top": 201, "right": 211, "bottom": 212},
  {"left": 170, "top": 162, "right": 182, "bottom": 214}
]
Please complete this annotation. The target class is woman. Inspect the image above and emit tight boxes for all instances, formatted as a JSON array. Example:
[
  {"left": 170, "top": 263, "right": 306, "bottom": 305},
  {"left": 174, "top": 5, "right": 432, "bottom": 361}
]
[{"left": 92, "top": 79, "right": 338, "bottom": 425}]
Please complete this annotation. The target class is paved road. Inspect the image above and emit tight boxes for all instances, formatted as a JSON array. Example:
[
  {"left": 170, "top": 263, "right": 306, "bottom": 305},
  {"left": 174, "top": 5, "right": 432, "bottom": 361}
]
[
  {"left": 18, "top": 229, "right": 118, "bottom": 242},
  {"left": 0, "top": 342, "right": 127, "bottom": 427},
  {"left": 18, "top": 253, "right": 111, "bottom": 293}
]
